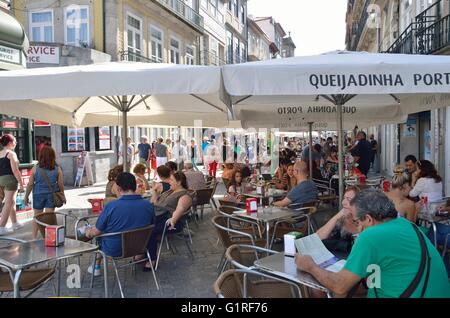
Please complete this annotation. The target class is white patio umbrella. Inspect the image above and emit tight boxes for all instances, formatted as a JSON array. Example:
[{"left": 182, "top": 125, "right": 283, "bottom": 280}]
[
  {"left": 0, "top": 62, "right": 231, "bottom": 170},
  {"left": 223, "top": 51, "right": 450, "bottom": 203}
]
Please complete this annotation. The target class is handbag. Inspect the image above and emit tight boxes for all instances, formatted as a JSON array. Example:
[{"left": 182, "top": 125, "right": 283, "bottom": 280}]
[{"left": 40, "top": 167, "right": 66, "bottom": 208}]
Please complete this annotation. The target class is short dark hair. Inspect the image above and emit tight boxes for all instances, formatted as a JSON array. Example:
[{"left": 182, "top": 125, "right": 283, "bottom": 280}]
[
  {"left": 116, "top": 172, "right": 137, "bottom": 192},
  {"left": 358, "top": 131, "right": 367, "bottom": 139},
  {"left": 417, "top": 160, "right": 442, "bottom": 183},
  {"left": 157, "top": 165, "right": 171, "bottom": 179},
  {"left": 165, "top": 161, "right": 178, "bottom": 173},
  {"left": 173, "top": 171, "right": 188, "bottom": 189},
  {"left": 404, "top": 155, "right": 417, "bottom": 163},
  {"left": 327, "top": 137, "right": 333, "bottom": 142},
  {"left": 313, "top": 144, "right": 322, "bottom": 152}
]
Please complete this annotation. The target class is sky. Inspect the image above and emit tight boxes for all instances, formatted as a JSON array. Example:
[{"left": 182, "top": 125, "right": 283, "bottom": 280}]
[{"left": 247, "top": 0, "right": 348, "bottom": 56}]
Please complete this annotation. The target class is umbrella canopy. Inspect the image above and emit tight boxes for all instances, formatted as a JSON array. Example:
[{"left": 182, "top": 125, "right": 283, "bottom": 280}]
[
  {"left": 223, "top": 51, "right": 450, "bottom": 203},
  {"left": 0, "top": 61, "right": 231, "bottom": 171},
  {"left": 0, "top": 61, "right": 231, "bottom": 127}
]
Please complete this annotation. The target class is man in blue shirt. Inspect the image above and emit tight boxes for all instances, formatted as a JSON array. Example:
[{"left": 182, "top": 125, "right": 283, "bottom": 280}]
[
  {"left": 135, "top": 136, "right": 152, "bottom": 180},
  {"left": 85, "top": 172, "right": 154, "bottom": 275},
  {"left": 274, "top": 161, "right": 318, "bottom": 208}
]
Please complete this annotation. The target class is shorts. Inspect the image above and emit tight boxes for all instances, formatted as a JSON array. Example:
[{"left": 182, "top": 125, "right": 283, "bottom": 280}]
[
  {"left": 0, "top": 175, "right": 18, "bottom": 191},
  {"left": 33, "top": 193, "right": 55, "bottom": 210},
  {"left": 139, "top": 157, "right": 150, "bottom": 167}
]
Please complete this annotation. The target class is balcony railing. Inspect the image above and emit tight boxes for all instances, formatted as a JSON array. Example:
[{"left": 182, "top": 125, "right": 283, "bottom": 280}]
[
  {"left": 152, "top": 0, "right": 204, "bottom": 33},
  {"left": 119, "top": 50, "right": 161, "bottom": 63},
  {"left": 386, "top": 0, "right": 450, "bottom": 55},
  {"left": 200, "top": 50, "right": 226, "bottom": 66}
]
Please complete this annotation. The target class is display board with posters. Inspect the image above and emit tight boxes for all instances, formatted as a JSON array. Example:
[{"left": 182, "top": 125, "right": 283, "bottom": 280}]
[
  {"left": 74, "top": 151, "right": 94, "bottom": 187},
  {"left": 67, "top": 127, "right": 86, "bottom": 152},
  {"left": 98, "top": 126, "right": 111, "bottom": 150}
]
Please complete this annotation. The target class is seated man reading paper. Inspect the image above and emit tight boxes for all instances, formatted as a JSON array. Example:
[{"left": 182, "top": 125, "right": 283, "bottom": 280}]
[{"left": 295, "top": 189, "right": 450, "bottom": 298}]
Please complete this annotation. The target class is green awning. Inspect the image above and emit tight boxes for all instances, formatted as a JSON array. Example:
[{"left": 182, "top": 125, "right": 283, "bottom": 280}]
[{"left": 0, "top": 10, "right": 29, "bottom": 69}]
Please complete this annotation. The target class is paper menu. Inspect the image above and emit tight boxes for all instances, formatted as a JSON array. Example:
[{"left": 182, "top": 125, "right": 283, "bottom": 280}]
[{"left": 294, "top": 233, "right": 346, "bottom": 272}]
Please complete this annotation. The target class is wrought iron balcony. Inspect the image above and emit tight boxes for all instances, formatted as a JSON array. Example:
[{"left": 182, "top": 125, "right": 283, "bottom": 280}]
[
  {"left": 200, "top": 50, "right": 226, "bottom": 66},
  {"left": 386, "top": 0, "right": 450, "bottom": 55},
  {"left": 152, "top": 0, "right": 204, "bottom": 33},
  {"left": 119, "top": 50, "right": 161, "bottom": 63}
]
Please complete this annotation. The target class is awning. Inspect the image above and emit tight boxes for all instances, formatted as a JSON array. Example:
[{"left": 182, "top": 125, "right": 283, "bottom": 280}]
[{"left": 0, "top": 10, "right": 29, "bottom": 70}]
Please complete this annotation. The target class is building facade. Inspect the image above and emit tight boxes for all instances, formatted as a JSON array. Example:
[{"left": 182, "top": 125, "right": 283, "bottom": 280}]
[
  {"left": 10, "top": 0, "right": 207, "bottom": 184},
  {"left": 346, "top": 0, "right": 450, "bottom": 195},
  {"left": 225, "top": 0, "right": 248, "bottom": 64},
  {"left": 253, "top": 16, "right": 286, "bottom": 59},
  {"left": 247, "top": 16, "right": 270, "bottom": 61}
]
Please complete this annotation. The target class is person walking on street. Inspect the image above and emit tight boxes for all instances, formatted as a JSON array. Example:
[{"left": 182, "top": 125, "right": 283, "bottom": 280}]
[
  {"left": 350, "top": 131, "right": 372, "bottom": 176},
  {"left": 24, "top": 146, "right": 65, "bottom": 239},
  {"left": 155, "top": 137, "right": 169, "bottom": 168},
  {"left": 189, "top": 139, "right": 200, "bottom": 171},
  {"left": 119, "top": 137, "right": 134, "bottom": 171},
  {"left": 0, "top": 134, "right": 24, "bottom": 235},
  {"left": 205, "top": 140, "right": 220, "bottom": 178},
  {"left": 369, "top": 134, "right": 378, "bottom": 170},
  {"left": 135, "top": 136, "right": 152, "bottom": 180}
]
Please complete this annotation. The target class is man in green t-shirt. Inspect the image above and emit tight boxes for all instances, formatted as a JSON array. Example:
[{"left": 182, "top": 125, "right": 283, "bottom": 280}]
[{"left": 296, "top": 189, "right": 450, "bottom": 298}]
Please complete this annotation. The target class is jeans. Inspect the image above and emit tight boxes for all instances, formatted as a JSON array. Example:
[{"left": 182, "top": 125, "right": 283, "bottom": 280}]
[{"left": 148, "top": 213, "right": 184, "bottom": 261}]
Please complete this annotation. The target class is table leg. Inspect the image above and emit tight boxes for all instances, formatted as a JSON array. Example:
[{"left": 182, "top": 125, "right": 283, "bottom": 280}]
[
  {"left": 13, "top": 270, "right": 23, "bottom": 298},
  {"left": 266, "top": 222, "right": 270, "bottom": 249},
  {"left": 432, "top": 222, "right": 437, "bottom": 247},
  {"left": 57, "top": 259, "right": 61, "bottom": 297}
]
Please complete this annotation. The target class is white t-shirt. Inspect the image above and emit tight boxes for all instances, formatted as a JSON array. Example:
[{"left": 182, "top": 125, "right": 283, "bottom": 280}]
[{"left": 409, "top": 177, "right": 443, "bottom": 202}]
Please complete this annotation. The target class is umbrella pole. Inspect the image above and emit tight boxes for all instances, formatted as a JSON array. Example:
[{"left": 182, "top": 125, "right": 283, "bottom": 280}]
[
  {"left": 337, "top": 102, "right": 344, "bottom": 208},
  {"left": 308, "top": 122, "right": 313, "bottom": 180},
  {"left": 122, "top": 96, "right": 129, "bottom": 172}
]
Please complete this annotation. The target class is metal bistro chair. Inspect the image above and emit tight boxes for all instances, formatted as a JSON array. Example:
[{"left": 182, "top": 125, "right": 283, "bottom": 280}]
[
  {"left": 91, "top": 224, "right": 159, "bottom": 298},
  {"left": 213, "top": 268, "right": 302, "bottom": 298},
  {"left": 224, "top": 244, "right": 303, "bottom": 298},
  {"left": 212, "top": 215, "right": 266, "bottom": 275},
  {"left": 34, "top": 212, "right": 91, "bottom": 242},
  {"left": 269, "top": 206, "right": 318, "bottom": 249},
  {"left": 155, "top": 207, "right": 195, "bottom": 271},
  {"left": 193, "top": 187, "right": 216, "bottom": 220},
  {"left": 217, "top": 205, "right": 264, "bottom": 239},
  {"left": 0, "top": 237, "right": 55, "bottom": 298}
]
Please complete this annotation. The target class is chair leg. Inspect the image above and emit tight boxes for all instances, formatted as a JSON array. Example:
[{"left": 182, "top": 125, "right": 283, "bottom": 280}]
[
  {"left": 155, "top": 225, "right": 168, "bottom": 271},
  {"left": 111, "top": 260, "right": 124, "bottom": 298},
  {"left": 146, "top": 250, "right": 160, "bottom": 290},
  {"left": 185, "top": 220, "right": 193, "bottom": 244}
]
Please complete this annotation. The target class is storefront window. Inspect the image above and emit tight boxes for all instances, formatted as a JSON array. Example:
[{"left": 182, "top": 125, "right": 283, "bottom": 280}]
[
  {"left": 61, "top": 127, "right": 90, "bottom": 152},
  {"left": 95, "top": 126, "right": 112, "bottom": 151}
]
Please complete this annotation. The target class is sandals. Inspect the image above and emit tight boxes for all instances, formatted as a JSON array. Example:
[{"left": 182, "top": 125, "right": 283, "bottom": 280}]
[{"left": 143, "top": 260, "right": 156, "bottom": 272}]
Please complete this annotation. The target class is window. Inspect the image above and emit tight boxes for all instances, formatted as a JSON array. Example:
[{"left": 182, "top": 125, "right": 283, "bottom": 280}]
[
  {"left": 126, "top": 13, "right": 143, "bottom": 59},
  {"left": 240, "top": 4, "right": 245, "bottom": 24},
  {"left": 228, "top": 0, "right": 232, "bottom": 11},
  {"left": 95, "top": 126, "right": 112, "bottom": 151},
  {"left": 233, "top": 0, "right": 239, "bottom": 18},
  {"left": 241, "top": 43, "right": 246, "bottom": 63},
  {"left": 62, "top": 127, "right": 90, "bottom": 152},
  {"left": 186, "top": 45, "right": 195, "bottom": 65},
  {"left": 30, "top": 10, "right": 54, "bottom": 42},
  {"left": 169, "top": 37, "right": 181, "bottom": 64},
  {"left": 226, "top": 31, "right": 233, "bottom": 64},
  {"left": 64, "top": 6, "right": 89, "bottom": 47},
  {"left": 150, "top": 25, "right": 164, "bottom": 62},
  {"left": 234, "top": 36, "right": 240, "bottom": 63}
]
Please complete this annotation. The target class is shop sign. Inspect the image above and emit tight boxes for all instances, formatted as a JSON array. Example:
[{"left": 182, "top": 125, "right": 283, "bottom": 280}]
[
  {"left": 35, "top": 120, "right": 51, "bottom": 127},
  {"left": 27, "top": 45, "right": 60, "bottom": 64},
  {"left": 2, "top": 121, "right": 18, "bottom": 129},
  {"left": 0, "top": 45, "right": 21, "bottom": 64}
]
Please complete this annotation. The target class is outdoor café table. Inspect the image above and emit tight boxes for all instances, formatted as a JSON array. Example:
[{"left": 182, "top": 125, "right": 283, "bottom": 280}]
[
  {"left": 233, "top": 207, "right": 299, "bottom": 249},
  {"left": 0, "top": 238, "right": 108, "bottom": 298},
  {"left": 253, "top": 252, "right": 332, "bottom": 297},
  {"left": 58, "top": 208, "right": 100, "bottom": 240},
  {"left": 242, "top": 189, "right": 287, "bottom": 205},
  {"left": 417, "top": 209, "right": 450, "bottom": 247}
]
